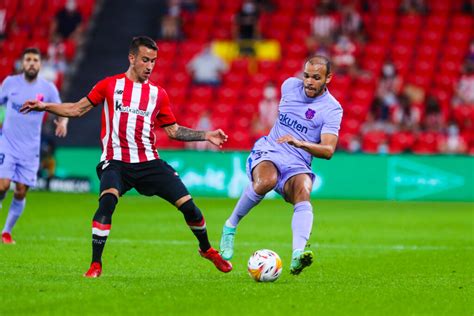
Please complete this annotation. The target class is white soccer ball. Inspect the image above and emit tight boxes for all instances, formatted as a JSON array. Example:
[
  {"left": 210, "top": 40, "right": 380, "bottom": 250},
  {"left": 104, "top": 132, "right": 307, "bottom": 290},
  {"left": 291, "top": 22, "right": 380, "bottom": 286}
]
[{"left": 247, "top": 249, "right": 283, "bottom": 282}]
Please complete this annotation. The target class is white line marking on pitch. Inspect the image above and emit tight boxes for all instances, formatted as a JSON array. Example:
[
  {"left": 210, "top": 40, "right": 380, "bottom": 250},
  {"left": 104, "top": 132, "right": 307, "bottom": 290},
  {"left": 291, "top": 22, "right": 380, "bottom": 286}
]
[{"left": 23, "top": 236, "right": 474, "bottom": 251}]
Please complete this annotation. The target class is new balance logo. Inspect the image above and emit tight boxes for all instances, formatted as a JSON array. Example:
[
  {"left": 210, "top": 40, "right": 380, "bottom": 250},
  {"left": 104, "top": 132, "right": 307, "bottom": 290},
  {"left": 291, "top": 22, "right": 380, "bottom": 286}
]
[{"left": 115, "top": 89, "right": 123, "bottom": 95}]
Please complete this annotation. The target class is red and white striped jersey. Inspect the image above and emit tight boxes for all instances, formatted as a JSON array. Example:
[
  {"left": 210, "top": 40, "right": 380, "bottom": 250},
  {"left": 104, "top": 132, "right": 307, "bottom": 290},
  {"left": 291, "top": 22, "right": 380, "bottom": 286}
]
[{"left": 87, "top": 73, "right": 176, "bottom": 163}]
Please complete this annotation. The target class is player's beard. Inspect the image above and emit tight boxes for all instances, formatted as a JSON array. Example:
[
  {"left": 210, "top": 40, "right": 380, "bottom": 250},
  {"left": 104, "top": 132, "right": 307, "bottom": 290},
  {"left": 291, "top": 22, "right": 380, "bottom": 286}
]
[
  {"left": 313, "top": 83, "right": 326, "bottom": 97},
  {"left": 24, "top": 68, "right": 39, "bottom": 81}
]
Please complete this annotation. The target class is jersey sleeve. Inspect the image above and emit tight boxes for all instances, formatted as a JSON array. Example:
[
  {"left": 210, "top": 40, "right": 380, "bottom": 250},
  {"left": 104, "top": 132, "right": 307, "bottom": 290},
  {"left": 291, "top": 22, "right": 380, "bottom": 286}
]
[
  {"left": 86, "top": 77, "right": 109, "bottom": 106},
  {"left": 0, "top": 76, "right": 12, "bottom": 105},
  {"left": 321, "top": 106, "right": 343, "bottom": 136},
  {"left": 47, "top": 82, "right": 62, "bottom": 103},
  {"left": 155, "top": 88, "right": 176, "bottom": 127},
  {"left": 281, "top": 77, "right": 301, "bottom": 96}
]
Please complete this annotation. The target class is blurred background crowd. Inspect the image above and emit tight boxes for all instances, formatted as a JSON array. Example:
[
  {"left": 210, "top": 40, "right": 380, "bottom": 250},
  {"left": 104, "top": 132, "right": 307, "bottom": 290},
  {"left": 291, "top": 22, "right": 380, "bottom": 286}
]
[{"left": 0, "top": 0, "right": 473, "bottom": 158}]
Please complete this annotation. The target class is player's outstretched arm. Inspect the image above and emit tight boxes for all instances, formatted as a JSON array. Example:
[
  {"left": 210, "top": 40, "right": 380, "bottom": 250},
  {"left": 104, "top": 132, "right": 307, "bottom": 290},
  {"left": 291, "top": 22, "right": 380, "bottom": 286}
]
[
  {"left": 20, "top": 97, "right": 94, "bottom": 118},
  {"left": 163, "top": 123, "right": 228, "bottom": 148},
  {"left": 277, "top": 133, "right": 338, "bottom": 160}
]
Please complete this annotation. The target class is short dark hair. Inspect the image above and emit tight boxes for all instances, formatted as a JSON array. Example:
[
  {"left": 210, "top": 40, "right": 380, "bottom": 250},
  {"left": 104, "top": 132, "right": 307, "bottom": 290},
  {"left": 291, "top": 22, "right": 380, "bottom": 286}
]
[
  {"left": 129, "top": 36, "right": 158, "bottom": 55},
  {"left": 22, "top": 47, "right": 41, "bottom": 59},
  {"left": 305, "top": 55, "right": 331, "bottom": 76}
]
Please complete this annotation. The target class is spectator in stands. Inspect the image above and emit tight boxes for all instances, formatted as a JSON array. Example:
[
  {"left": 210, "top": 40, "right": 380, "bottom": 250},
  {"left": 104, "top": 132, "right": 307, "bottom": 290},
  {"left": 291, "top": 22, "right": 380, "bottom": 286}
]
[
  {"left": 361, "top": 97, "right": 396, "bottom": 134},
  {"left": 50, "top": 0, "right": 83, "bottom": 42},
  {"left": 452, "top": 62, "right": 474, "bottom": 106},
  {"left": 233, "top": 0, "right": 261, "bottom": 55},
  {"left": 252, "top": 82, "right": 279, "bottom": 138},
  {"left": 461, "top": 0, "right": 474, "bottom": 14},
  {"left": 466, "top": 40, "right": 474, "bottom": 64},
  {"left": 340, "top": 1, "right": 363, "bottom": 37},
  {"left": 331, "top": 34, "right": 357, "bottom": 74},
  {"left": 376, "top": 60, "right": 403, "bottom": 110},
  {"left": 392, "top": 93, "right": 421, "bottom": 132},
  {"left": 187, "top": 44, "right": 228, "bottom": 86},
  {"left": 0, "top": 9, "right": 6, "bottom": 39},
  {"left": 399, "top": 0, "right": 427, "bottom": 14},
  {"left": 439, "top": 122, "right": 468, "bottom": 154},
  {"left": 423, "top": 95, "right": 444, "bottom": 132},
  {"left": 309, "top": 0, "right": 340, "bottom": 45},
  {"left": 181, "top": 0, "right": 198, "bottom": 12},
  {"left": 160, "top": 0, "right": 183, "bottom": 40}
]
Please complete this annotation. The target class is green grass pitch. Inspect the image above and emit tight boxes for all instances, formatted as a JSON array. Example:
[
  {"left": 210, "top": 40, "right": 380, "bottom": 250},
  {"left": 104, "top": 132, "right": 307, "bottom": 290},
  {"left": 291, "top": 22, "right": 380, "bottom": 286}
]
[{"left": 0, "top": 192, "right": 472, "bottom": 315}]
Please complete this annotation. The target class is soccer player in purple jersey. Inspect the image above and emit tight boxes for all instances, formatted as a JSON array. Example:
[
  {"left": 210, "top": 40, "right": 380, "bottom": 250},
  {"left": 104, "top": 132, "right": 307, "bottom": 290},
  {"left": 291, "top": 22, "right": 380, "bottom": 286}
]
[
  {"left": 220, "top": 56, "right": 343, "bottom": 275},
  {"left": 0, "top": 48, "right": 68, "bottom": 244}
]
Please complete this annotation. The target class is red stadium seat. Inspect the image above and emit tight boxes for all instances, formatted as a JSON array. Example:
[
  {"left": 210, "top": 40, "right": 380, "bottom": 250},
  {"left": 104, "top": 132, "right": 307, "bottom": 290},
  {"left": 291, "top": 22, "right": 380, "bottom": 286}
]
[
  {"left": 453, "top": 105, "right": 474, "bottom": 128},
  {"left": 362, "top": 130, "right": 388, "bottom": 153},
  {"left": 257, "top": 60, "right": 278, "bottom": 77},
  {"left": 212, "top": 102, "right": 235, "bottom": 116},
  {"left": 379, "top": 0, "right": 400, "bottom": 13},
  {"left": 200, "top": 0, "right": 220, "bottom": 12},
  {"left": 398, "top": 14, "right": 422, "bottom": 32},
  {"left": 451, "top": 14, "right": 473, "bottom": 29},
  {"left": 189, "top": 86, "right": 215, "bottom": 103},
  {"left": 231, "top": 58, "right": 251, "bottom": 75},
  {"left": 430, "top": 1, "right": 452, "bottom": 13},
  {"left": 426, "top": 15, "right": 448, "bottom": 32},
  {"left": 389, "top": 131, "right": 416, "bottom": 153},
  {"left": 217, "top": 87, "right": 240, "bottom": 103},
  {"left": 341, "top": 117, "right": 362, "bottom": 135},
  {"left": 351, "top": 87, "right": 374, "bottom": 108},
  {"left": 222, "top": 0, "right": 242, "bottom": 13},
  {"left": 412, "top": 132, "right": 443, "bottom": 154},
  {"left": 344, "top": 103, "right": 369, "bottom": 122},
  {"left": 394, "top": 29, "right": 418, "bottom": 45}
]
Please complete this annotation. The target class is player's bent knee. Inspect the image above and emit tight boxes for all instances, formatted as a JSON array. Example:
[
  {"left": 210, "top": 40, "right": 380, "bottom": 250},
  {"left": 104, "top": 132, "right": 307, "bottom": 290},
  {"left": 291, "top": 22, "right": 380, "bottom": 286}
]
[
  {"left": 94, "top": 193, "right": 118, "bottom": 223},
  {"left": 178, "top": 198, "right": 203, "bottom": 222},
  {"left": 100, "top": 188, "right": 119, "bottom": 200},
  {"left": 175, "top": 194, "right": 192, "bottom": 208},
  {"left": 253, "top": 177, "right": 277, "bottom": 195},
  {"left": 13, "top": 190, "right": 28, "bottom": 200}
]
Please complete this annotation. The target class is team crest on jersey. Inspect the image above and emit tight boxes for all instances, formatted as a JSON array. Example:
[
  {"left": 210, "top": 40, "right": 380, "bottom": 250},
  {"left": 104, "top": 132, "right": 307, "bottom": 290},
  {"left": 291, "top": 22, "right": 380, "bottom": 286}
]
[{"left": 305, "top": 108, "right": 315, "bottom": 119}]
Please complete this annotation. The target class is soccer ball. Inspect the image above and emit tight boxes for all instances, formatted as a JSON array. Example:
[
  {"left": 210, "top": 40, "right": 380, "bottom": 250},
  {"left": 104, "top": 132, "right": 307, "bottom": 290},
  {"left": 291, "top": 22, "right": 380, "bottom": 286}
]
[{"left": 247, "top": 249, "right": 283, "bottom": 282}]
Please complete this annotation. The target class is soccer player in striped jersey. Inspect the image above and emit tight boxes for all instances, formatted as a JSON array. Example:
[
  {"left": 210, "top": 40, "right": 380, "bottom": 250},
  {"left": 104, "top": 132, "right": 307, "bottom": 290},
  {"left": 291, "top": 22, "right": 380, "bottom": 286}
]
[
  {"left": 220, "top": 56, "right": 343, "bottom": 275},
  {"left": 21, "top": 36, "right": 232, "bottom": 277},
  {"left": 0, "top": 48, "right": 68, "bottom": 244}
]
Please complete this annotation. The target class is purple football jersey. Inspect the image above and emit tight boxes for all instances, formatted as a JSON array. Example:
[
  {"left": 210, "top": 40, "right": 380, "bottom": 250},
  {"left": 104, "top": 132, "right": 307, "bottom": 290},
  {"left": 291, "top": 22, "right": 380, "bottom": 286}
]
[
  {"left": 0, "top": 74, "right": 61, "bottom": 161},
  {"left": 261, "top": 77, "right": 343, "bottom": 166}
]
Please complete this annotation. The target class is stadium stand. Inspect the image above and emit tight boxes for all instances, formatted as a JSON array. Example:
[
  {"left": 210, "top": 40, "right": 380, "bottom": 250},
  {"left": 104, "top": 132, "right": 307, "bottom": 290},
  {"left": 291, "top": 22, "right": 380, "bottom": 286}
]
[
  {"left": 0, "top": 0, "right": 96, "bottom": 88},
  {"left": 0, "top": 0, "right": 472, "bottom": 154},
  {"left": 150, "top": 0, "right": 473, "bottom": 154}
]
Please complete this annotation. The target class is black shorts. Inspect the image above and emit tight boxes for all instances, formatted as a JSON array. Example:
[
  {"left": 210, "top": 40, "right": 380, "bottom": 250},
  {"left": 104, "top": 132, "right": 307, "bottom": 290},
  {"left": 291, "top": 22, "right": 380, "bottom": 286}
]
[{"left": 96, "top": 159, "right": 189, "bottom": 204}]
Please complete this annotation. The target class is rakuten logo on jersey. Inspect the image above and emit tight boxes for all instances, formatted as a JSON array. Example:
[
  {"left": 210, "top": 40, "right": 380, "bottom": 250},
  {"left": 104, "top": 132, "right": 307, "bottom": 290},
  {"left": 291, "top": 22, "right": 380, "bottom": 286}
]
[
  {"left": 115, "top": 100, "right": 150, "bottom": 117},
  {"left": 279, "top": 113, "right": 308, "bottom": 134}
]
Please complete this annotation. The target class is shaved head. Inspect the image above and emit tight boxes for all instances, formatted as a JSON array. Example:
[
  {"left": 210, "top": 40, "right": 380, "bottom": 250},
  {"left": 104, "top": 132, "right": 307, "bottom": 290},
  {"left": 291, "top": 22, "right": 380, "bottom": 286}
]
[{"left": 305, "top": 55, "right": 331, "bottom": 76}]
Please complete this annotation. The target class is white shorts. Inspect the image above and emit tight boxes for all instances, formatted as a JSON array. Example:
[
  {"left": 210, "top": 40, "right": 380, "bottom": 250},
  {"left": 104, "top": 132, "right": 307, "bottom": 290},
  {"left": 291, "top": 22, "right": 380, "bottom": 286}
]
[{"left": 0, "top": 152, "right": 39, "bottom": 187}]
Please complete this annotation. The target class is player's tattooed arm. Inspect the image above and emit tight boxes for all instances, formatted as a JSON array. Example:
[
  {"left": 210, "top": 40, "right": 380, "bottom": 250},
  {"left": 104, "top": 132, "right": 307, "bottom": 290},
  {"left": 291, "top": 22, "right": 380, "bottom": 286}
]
[
  {"left": 164, "top": 124, "right": 228, "bottom": 147},
  {"left": 164, "top": 124, "right": 206, "bottom": 141},
  {"left": 174, "top": 126, "right": 207, "bottom": 141}
]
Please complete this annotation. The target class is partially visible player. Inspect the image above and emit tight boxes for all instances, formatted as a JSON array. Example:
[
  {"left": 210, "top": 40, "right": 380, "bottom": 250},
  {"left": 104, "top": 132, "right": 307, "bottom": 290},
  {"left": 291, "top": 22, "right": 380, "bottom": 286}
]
[
  {"left": 21, "top": 36, "right": 232, "bottom": 277},
  {"left": 0, "top": 48, "right": 68, "bottom": 244},
  {"left": 220, "top": 56, "right": 343, "bottom": 275}
]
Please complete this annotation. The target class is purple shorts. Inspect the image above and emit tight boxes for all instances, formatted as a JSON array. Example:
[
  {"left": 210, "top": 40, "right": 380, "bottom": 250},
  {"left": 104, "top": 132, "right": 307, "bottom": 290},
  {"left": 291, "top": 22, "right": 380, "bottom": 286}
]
[
  {"left": 246, "top": 137, "right": 315, "bottom": 196},
  {"left": 0, "top": 152, "right": 39, "bottom": 187}
]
